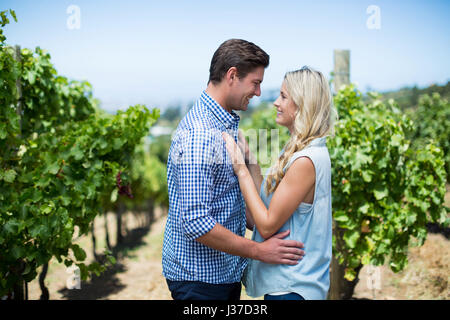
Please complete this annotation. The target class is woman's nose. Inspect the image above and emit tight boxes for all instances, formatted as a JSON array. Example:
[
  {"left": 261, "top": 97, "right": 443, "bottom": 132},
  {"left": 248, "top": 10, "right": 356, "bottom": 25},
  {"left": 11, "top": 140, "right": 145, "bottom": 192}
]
[{"left": 273, "top": 96, "right": 281, "bottom": 107}]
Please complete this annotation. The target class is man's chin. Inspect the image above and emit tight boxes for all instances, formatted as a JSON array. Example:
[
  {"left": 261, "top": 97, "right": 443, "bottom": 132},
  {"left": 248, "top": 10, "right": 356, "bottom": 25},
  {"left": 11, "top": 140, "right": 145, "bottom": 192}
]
[
  {"left": 234, "top": 104, "right": 247, "bottom": 112},
  {"left": 232, "top": 101, "right": 249, "bottom": 112},
  {"left": 242, "top": 100, "right": 251, "bottom": 110}
]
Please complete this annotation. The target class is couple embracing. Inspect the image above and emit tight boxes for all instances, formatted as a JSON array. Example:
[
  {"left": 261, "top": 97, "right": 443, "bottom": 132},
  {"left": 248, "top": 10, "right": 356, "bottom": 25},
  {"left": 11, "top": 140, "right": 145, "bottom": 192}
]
[{"left": 162, "top": 39, "right": 337, "bottom": 300}]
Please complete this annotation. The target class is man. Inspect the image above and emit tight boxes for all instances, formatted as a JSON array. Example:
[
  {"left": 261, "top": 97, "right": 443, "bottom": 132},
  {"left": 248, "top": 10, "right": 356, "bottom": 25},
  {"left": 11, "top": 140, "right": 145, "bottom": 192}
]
[{"left": 162, "top": 39, "right": 305, "bottom": 300}]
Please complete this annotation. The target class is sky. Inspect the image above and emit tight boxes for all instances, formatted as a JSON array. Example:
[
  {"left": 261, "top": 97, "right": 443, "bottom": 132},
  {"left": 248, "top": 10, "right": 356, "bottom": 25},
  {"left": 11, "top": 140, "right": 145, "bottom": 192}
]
[{"left": 2, "top": 0, "right": 450, "bottom": 113}]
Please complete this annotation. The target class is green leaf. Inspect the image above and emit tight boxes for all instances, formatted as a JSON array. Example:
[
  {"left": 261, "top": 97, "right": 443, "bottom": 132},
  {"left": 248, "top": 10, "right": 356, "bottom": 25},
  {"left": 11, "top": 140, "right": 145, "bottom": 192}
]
[
  {"left": 9, "top": 9, "right": 17, "bottom": 22},
  {"left": 22, "top": 263, "right": 32, "bottom": 275},
  {"left": 333, "top": 211, "right": 349, "bottom": 222},
  {"left": 353, "top": 151, "right": 372, "bottom": 170},
  {"left": 3, "top": 169, "right": 17, "bottom": 183},
  {"left": 110, "top": 188, "right": 118, "bottom": 203},
  {"left": 0, "top": 122, "right": 7, "bottom": 139},
  {"left": 70, "top": 146, "right": 84, "bottom": 160},
  {"left": 107, "top": 255, "right": 116, "bottom": 265},
  {"left": 11, "top": 246, "right": 24, "bottom": 260},
  {"left": 113, "top": 138, "right": 125, "bottom": 150},
  {"left": 82, "top": 161, "right": 91, "bottom": 168},
  {"left": 343, "top": 230, "right": 360, "bottom": 249},
  {"left": 405, "top": 212, "right": 417, "bottom": 226},
  {"left": 361, "top": 254, "right": 371, "bottom": 265},
  {"left": 60, "top": 192, "right": 71, "bottom": 205},
  {"left": 390, "top": 133, "right": 402, "bottom": 147},
  {"left": 98, "top": 138, "right": 108, "bottom": 150},
  {"left": 358, "top": 203, "right": 370, "bottom": 214},
  {"left": 27, "top": 70, "right": 36, "bottom": 84},
  {"left": 72, "top": 244, "right": 87, "bottom": 261},
  {"left": 47, "top": 162, "right": 60, "bottom": 175},
  {"left": 78, "top": 263, "right": 89, "bottom": 281},
  {"left": 41, "top": 202, "right": 54, "bottom": 215},
  {"left": 3, "top": 219, "right": 19, "bottom": 234},
  {"left": 64, "top": 260, "right": 73, "bottom": 267},
  {"left": 344, "top": 268, "right": 357, "bottom": 281},
  {"left": 373, "top": 186, "right": 388, "bottom": 200},
  {"left": 36, "top": 175, "right": 51, "bottom": 188},
  {"left": 362, "top": 170, "right": 372, "bottom": 182}
]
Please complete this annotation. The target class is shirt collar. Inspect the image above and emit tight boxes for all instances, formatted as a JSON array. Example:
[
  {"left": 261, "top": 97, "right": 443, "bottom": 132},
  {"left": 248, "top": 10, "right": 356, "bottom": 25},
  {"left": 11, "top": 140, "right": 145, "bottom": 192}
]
[
  {"left": 309, "top": 136, "right": 327, "bottom": 146},
  {"left": 201, "top": 91, "right": 240, "bottom": 130}
]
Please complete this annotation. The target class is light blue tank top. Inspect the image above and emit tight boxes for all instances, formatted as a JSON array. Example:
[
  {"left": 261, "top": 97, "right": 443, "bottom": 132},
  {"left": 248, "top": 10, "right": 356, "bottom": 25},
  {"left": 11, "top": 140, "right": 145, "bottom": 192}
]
[{"left": 242, "top": 136, "right": 332, "bottom": 300}]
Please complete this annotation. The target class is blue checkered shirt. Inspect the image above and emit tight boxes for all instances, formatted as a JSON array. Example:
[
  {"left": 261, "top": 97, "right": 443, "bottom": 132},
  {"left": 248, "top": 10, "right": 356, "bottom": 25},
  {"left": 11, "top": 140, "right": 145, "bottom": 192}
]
[{"left": 162, "top": 91, "right": 247, "bottom": 284}]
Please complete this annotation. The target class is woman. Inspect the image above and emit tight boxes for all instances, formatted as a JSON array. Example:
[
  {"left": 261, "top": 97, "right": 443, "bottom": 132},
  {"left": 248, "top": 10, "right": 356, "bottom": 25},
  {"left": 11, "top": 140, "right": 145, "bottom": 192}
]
[{"left": 223, "top": 66, "right": 337, "bottom": 300}]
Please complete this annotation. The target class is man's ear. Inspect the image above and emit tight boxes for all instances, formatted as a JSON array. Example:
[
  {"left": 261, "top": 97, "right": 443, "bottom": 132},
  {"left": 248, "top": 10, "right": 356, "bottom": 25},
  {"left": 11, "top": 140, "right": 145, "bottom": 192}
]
[{"left": 226, "top": 67, "right": 238, "bottom": 85}]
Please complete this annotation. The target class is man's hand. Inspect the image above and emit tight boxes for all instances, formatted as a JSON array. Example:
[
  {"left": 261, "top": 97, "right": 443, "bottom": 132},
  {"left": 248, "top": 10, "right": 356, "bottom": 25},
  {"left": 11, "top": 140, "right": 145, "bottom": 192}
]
[
  {"left": 254, "top": 230, "right": 305, "bottom": 265},
  {"left": 196, "top": 224, "right": 304, "bottom": 266}
]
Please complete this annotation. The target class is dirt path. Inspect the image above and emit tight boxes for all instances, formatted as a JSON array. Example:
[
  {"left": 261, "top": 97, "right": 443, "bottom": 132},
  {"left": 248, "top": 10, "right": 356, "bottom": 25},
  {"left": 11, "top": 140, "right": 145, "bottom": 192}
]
[
  {"left": 28, "top": 208, "right": 172, "bottom": 300},
  {"left": 28, "top": 206, "right": 449, "bottom": 300},
  {"left": 353, "top": 233, "right": 449, "bottom": 300}
]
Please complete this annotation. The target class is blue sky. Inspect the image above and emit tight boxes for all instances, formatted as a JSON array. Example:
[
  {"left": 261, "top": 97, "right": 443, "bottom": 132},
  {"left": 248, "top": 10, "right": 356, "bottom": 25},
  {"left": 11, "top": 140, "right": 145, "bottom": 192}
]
[{"left": 2, "top": 0, "right": 450, "bottom": 112}]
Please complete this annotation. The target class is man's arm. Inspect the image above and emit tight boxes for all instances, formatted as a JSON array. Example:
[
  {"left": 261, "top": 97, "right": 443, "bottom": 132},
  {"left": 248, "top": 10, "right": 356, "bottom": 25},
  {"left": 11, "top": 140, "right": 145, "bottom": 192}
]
[{"left": 197, "top": 224, "right": 305, "bottom": 265}]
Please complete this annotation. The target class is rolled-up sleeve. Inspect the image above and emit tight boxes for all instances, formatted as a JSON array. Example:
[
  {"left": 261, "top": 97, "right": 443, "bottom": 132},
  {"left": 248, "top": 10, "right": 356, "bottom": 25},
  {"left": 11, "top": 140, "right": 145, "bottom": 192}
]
[{"left": 177, "top": 128, "right": 219, "bottom": 240}]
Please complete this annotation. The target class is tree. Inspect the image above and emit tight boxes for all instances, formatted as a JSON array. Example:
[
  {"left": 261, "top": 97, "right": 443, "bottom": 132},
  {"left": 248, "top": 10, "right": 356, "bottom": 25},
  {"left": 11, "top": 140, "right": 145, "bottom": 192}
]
[
  {"left": 409, "top": 92, "right": 450, "bottom": 182},
  {"left": 0, "top": 12, "right": 160, "bottom": 298}
]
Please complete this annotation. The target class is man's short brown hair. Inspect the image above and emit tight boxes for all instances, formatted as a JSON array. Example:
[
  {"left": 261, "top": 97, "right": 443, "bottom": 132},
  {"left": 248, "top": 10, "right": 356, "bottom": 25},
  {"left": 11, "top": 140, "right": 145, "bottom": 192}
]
[{"left": 208, "top": 39, "right": 269, "bottom": 85}]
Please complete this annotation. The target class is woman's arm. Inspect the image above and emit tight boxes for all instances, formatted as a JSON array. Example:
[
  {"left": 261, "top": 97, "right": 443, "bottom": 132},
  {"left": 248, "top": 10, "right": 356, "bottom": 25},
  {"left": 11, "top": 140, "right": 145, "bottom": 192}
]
[
  {"left": 239, "top": 159, "right": 315, "bottom": 239},
  {"left": 223, "top": 133, "right": 315, "bottom": 239}
]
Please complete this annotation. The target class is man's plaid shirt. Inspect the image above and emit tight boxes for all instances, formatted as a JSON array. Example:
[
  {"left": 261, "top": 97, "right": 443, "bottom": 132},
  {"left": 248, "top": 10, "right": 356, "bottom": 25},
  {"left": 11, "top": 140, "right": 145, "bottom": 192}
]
[{"left": 162, "top": 91, "right": 247, "bottom": 284}]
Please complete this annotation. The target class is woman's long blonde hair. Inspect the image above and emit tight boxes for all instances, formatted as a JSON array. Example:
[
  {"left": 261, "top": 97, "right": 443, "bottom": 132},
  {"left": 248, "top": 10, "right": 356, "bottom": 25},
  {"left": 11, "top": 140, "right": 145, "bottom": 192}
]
[{"left": 265, "top": 66, "right": 337, "bottom": 195}]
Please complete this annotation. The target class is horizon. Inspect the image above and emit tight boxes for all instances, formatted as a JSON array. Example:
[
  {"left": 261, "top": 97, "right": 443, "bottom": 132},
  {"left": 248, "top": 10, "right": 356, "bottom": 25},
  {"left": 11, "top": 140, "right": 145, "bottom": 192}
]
[{"left": 2, "top": 0, "right": 449, "bottom": 113}]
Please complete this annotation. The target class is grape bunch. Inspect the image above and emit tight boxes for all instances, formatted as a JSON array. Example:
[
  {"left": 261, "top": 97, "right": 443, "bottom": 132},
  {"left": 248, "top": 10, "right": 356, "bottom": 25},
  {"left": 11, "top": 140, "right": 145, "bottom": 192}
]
[{"left": 116, "top": 171, "right": 134, "bottom": 198}]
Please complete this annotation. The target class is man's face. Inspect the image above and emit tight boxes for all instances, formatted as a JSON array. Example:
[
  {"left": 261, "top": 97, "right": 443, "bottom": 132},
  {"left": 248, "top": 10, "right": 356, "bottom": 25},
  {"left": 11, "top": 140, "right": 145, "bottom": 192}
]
[{"left": 228, "top": 66, "right": 264, "bottom": 111}]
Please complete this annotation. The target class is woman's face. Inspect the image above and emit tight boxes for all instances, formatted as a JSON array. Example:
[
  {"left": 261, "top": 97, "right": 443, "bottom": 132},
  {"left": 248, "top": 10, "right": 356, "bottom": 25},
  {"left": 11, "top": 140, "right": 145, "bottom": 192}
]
[{"left": 273, "top": 81, "right": 298, "bottom": 132}]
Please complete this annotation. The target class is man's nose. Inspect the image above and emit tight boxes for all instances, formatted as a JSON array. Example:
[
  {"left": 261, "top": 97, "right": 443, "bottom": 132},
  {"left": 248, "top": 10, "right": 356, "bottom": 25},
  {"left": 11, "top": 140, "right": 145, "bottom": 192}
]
[{"left": 254, "top": 85, "right": 261, "bottom": 97}]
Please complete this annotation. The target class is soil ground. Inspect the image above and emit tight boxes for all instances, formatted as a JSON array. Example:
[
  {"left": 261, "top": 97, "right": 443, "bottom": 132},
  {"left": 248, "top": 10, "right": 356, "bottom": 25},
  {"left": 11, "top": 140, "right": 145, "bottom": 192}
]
[{"left": 27, "top": 188, "right": 450, "bottom": 300}]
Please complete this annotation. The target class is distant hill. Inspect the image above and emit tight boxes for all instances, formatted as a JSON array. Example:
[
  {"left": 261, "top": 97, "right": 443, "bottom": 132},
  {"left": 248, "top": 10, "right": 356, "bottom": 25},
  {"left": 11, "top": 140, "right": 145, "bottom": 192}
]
[
  {"left": 158, "top": 80, "right": 450, "bottom": 125},
  {"left": 363, "top": 81, "right": 450, "bottom": 111}
]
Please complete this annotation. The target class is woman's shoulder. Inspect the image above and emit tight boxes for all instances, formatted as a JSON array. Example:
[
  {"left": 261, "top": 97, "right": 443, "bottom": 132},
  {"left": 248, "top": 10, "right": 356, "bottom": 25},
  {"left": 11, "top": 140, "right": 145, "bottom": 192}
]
[
  {"left": 283, "top": 157, "right": 316, "bottom": 185},
  {"left": 285, "top": 139, "right": 330, "bottom": 172}
]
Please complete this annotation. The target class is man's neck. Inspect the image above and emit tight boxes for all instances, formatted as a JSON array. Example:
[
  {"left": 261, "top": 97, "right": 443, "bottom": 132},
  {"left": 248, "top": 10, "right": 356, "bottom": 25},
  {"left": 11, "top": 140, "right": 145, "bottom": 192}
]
[{"left": 205, "top": 83, "right": 232, "bottom": 114}]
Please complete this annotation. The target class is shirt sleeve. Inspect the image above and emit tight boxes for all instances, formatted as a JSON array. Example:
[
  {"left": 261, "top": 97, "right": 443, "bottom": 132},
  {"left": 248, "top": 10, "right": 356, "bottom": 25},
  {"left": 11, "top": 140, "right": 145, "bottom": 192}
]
[{"left": 177, "top": 128, "right": 220, "bottom": 240}]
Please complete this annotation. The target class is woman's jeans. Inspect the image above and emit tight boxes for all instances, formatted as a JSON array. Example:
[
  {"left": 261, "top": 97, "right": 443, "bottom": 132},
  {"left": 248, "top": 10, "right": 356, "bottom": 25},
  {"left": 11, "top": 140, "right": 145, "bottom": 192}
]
[{"left": 264, "top": 292, "right": 305, "bottom": 300}]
